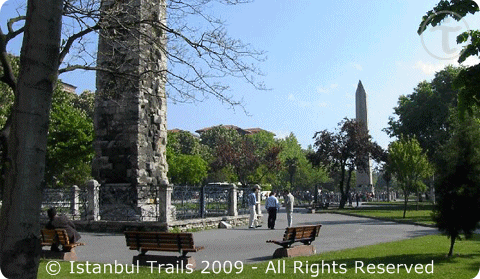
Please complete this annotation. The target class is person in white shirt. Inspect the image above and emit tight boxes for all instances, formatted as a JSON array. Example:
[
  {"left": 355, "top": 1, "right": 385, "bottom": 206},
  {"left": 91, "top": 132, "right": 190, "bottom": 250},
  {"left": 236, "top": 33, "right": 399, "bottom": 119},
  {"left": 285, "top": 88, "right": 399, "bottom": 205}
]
[
  {"left": 265, "top": 192, "right": 280, "bottom": 229},
  {"left": 248, "top": 187, "right": 260, "bottom": 228},
  {"left": 284, "top": 190, "right": 295, "bottom": 227}
]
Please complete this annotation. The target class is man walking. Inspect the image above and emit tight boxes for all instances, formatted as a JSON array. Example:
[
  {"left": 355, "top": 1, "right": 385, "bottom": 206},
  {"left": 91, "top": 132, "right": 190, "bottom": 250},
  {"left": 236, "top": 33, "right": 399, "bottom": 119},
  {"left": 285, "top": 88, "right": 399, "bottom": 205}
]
[
  {"left": 284, "top": 190, "right": 295, "bottom": 227},
  {"left": 248, "top": 186, "right": 260, "bottom": 229},
  {"left": 265, "top": 192, "right": 280, "bottom": 229}
]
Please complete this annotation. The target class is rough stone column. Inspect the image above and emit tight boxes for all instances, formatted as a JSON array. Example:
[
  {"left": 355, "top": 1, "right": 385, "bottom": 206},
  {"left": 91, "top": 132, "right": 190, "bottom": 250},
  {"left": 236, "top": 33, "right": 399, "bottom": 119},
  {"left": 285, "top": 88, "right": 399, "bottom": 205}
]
[{"left": 93, "top": 0, "right": 170, "bottom": 222}]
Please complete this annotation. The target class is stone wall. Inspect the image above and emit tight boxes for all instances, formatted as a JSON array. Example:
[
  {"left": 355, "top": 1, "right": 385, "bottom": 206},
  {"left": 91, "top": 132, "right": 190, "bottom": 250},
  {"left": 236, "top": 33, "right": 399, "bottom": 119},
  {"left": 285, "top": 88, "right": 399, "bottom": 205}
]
[{"left": 70, "top": 215, "right": 251, "bottom": 233}]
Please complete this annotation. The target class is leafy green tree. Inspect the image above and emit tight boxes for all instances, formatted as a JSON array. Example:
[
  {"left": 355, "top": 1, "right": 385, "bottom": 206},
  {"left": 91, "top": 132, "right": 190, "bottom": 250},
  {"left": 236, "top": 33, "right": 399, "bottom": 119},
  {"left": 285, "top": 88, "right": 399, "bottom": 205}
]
[
  {"left": 199, "top": 126, "right": 242, "bottom": 151},
  {"left": 249, "top": 130, "right": 277, "bottom": 151},
  {"left": 434, "top": 109, "right": 480, "bottom": 257},
  {"left": 168, "top": 130, "right": 204, "bottom": 156},
  {"left": 212, "top": 134, "right": 281, "bottom": 187},
  {"left": 45, "top": 85, "right": 94, "bottom": 187},
  {"left": 72, "top": 90, "right": 95, "bottom": 119},
  {"left": 274, "top": 133, "right": 329, "bottom": 191},
  {"left": 199, "top": 126, "right": 242, "bottom": 182},
  {"left": 385, "top": 66, "right": 461, "bottom": 159},
  {"left": 1, "top": 75, "right": 94, "bottom": 189},
  {"left": 309, "top": 118, "right": 384, "bottom": 208},
  {"left": 168, "top": 154, "right": 208, "bottom": 185},
  {"left": 285, "top": 156, "right": 299, "bottom": 190},
  {"left": 387, "top": 137, "right": 433, "bottom": 218},
  {"left": 248, "top": 130, "right": 279, "bottom": 185},
  {"left": 166, "top": 130, "right": 209, "bottom": 185},
  {"left": 419, "top": 0, "right": 479, "bottom": 117},
  {"left": 382, "top": 168, "right": 393, "bottom": 202}
]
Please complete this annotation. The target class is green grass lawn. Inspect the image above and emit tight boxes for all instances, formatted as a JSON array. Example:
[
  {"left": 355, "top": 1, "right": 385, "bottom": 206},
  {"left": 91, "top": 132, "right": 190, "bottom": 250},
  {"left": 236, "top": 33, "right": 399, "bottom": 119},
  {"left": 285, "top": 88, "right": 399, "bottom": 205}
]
[
  {"left": 335, "top": 201, "right": 436, "bottom": 225},
  {"left": 38, "top": 234, "right": 480, "bottom": 279}
]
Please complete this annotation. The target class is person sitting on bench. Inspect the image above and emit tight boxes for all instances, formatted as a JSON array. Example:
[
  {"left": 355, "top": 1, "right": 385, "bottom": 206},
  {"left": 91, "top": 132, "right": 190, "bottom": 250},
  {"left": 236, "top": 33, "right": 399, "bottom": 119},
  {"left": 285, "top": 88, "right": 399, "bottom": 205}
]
[{"left": 45, "top": 207, "right": 81, "bottom": 251}]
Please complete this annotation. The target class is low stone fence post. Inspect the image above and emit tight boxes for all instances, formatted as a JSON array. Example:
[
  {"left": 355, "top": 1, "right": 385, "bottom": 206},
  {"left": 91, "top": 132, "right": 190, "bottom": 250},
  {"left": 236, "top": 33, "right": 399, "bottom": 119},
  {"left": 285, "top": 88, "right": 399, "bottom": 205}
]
[
  {"left": 228, "top": 184, "right": 238, "bottom": 216},
  {"left": 155, "top": 183, "right": 174, "bottom": 223},
  {"left": 199, "top": 185, "right": 206, "bottom": 218},
  {"left": 70, "top": 185, "right": 80, "bottom": 219},
  {"left": 86, "top": 179, "right": 100, "bottom": 221}
]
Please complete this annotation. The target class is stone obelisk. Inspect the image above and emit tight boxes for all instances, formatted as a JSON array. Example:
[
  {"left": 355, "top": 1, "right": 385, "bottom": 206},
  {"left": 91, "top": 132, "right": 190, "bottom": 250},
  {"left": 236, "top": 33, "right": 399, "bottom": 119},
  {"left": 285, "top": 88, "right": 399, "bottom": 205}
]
[
  {"left": 355, "top": 80, "right": 373, "bottom": 193},
  {"left": 92, "top": 0, "right": 172, "bottom": 222}
]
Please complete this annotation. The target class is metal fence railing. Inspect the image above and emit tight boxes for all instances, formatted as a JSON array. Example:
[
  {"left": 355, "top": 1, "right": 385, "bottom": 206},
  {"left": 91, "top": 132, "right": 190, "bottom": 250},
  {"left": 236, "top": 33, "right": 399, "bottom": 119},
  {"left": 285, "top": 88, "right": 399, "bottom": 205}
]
[{"left": 37, "top": 182, "right": 333, "bottom": 221}]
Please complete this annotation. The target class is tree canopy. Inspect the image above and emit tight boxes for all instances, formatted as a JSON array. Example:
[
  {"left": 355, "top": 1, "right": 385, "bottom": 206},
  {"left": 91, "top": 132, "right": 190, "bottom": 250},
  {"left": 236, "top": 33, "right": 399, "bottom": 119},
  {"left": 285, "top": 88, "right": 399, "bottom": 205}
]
[
  {"left": 309, "top": 118, "right": 384, "bottom": 208},
  {"left": 433, "top": 108, "right": 480, "bottom": 257},
  {"left": 418, "top": 0, "right": 480, "bottom": 117},
  {"left": 387, "top": 137, "right": 433, "bottom": 218},
  {"left": 385, "top": 66, "right": 461, "bottom": 159},
  {"left": 45, "top": 85, "right": 94, "bottom": 187}
]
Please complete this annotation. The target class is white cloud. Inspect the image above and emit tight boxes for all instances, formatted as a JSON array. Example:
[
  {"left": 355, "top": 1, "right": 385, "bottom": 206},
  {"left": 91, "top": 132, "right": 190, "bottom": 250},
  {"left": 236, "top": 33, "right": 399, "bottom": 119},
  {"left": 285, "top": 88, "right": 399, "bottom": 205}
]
[
  {"left": 414, "top": 61, "right": 446, "bottom": 75},
  {"left": 273, "top": 130, "right": 291, "bottom": 140},
  {"left": 460, "top": 56, "right": 480, "bottom": 67},
  {"left": 414, "top": 56, "right": 480, "bottom": 76},
  {"left": 317, "top": 87, "right": 328, "bottom": 93},
  {"left": 353, "top": 63, "right": 363, "bottom": 71},
  {"left": 288, "top": 93, "right": 329, "bottom": 108},
  {"left": 317, "top": 83, "right": 339, "bottom": 94},
  {"left": 316, "top": 101, "right": 328, "bottom": 108}
]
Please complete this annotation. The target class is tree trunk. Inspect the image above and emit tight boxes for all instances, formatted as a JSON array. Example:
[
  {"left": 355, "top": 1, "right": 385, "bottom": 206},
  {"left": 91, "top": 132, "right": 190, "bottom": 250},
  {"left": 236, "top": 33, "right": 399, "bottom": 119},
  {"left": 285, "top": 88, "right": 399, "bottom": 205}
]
[
  {"left": 0, "top": 1, "right": 63, "bottom": 278},
  {"left": 343, "top": 168, "right": 354, "bottom": 207},
  {"left": 386, "top": 181, "right": 390, "bottom": 202},
  {"left": 448, "top": 234, "right": 456, "bottom": 257},
  {"left": 403, "top": 192, "right": 409, "bottom": 218},
  {"left": 338, "top": 167, "right": 347, "bottom": 208},
  {"left": 416, "top": 190, "right": 419, "bottom": 211}
]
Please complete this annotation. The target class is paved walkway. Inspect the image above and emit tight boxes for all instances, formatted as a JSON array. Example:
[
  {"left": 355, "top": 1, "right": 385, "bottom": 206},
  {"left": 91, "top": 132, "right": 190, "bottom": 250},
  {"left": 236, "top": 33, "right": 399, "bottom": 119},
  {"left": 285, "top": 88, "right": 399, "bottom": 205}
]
[{"left": 76, "top": 209, "right": 438, "bottom": 269}]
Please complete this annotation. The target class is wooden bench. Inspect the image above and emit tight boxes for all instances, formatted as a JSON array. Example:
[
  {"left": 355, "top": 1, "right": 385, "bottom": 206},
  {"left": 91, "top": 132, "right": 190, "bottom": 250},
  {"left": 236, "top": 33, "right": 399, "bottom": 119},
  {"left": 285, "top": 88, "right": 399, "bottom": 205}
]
[
  {"left": 40, "top": 229, "right": 85, "bottom": 261},
  {"left": 267, "top": 224, "right": 322, "bottom": 248},
  {"left": 266, "top": 224, "right": 321, "bottom": 258},
  {"left": 124, "top": 231, "right": 204, "bottom": 268}
]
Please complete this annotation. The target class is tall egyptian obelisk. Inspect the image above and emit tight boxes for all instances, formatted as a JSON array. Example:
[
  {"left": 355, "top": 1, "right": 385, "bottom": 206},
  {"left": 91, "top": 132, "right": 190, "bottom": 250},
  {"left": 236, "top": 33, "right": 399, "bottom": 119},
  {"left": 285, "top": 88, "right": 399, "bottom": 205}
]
[{"left": 355, "top": 80, "right": 373, "bottom": 193}]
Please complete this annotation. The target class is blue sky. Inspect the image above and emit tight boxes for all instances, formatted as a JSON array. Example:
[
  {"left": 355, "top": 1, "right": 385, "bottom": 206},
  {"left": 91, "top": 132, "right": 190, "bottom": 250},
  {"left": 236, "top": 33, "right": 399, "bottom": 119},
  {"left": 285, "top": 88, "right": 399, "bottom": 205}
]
[{"left": 1, "top": 0, "right": 480, "bottom": 149}]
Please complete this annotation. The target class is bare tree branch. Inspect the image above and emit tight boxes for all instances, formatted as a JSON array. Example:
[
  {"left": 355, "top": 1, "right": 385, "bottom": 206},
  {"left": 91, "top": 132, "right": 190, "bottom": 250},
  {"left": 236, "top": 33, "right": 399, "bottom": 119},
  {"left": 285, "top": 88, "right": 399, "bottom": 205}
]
[
  {"left": 3, "top": 0, "right": 267, "bottom": 108},
  {"left": 5, "top": 16, "right": 25, "bottom": 44},
  {"left": 0, "top": 30, "right": 16, "bottom": 92},
  {"left": 58, "top": 24, "right": 99, "bottom": 64}
]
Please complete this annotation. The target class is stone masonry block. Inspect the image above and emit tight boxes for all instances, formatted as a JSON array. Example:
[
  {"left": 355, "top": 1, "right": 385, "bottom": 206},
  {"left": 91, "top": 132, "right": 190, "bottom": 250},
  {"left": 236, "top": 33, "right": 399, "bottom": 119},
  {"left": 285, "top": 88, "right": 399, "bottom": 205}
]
[{"left": 272, "top": 245, "right": 316, "bottom": 259}]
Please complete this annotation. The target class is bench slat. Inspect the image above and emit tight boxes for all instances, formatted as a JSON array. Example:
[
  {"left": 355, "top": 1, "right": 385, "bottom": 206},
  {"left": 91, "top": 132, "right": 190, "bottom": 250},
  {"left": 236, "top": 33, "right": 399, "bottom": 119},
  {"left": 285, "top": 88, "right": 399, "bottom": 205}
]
[
  {"left": 128, "top": 246, "right": 204, "bottom": 252},
  {"left": 125, "top": 243, "right": 195, "bottom": 249},
  {"left": 41, "top": 229, "right": 71, "bottom": 246}
]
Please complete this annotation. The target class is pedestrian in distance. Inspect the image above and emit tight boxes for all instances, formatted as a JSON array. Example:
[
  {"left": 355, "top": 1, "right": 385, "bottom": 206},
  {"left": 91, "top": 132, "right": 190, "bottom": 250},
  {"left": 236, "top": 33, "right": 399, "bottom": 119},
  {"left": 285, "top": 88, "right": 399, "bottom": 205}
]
[
  {"left": 248, "top": 186, "right": 261, "bottom": 229},
  {"left": 284, "top": 190, "right": 295, "bottom": 227},
  {"left": 265, "top": 192, "right": 280, "bottom": 229}
]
